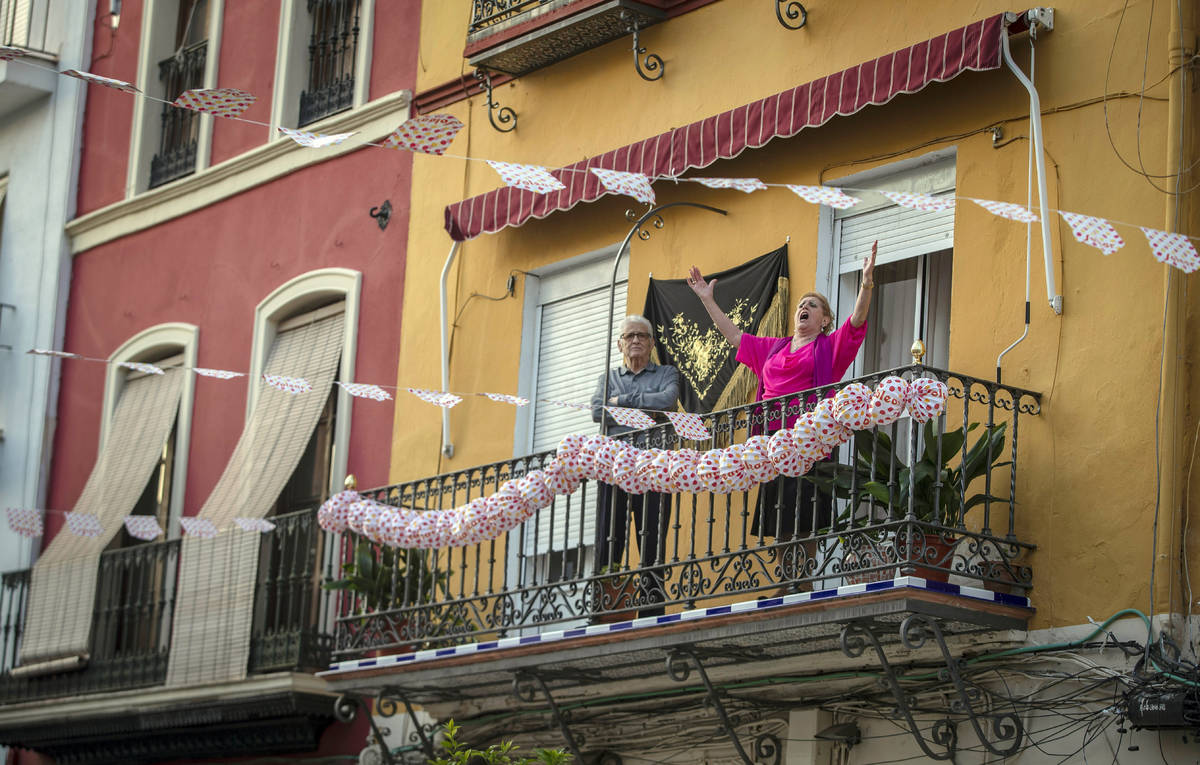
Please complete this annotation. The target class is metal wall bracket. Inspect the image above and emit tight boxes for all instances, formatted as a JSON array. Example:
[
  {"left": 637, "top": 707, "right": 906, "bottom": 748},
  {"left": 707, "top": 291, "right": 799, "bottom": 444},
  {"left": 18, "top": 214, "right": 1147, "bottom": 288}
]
[
  {"left": 369, "top": 199, "right": 392, "bottom": 230},
  {"left": 513, "top": 672, "right": 585, "bottom": 760},
  {"left": 621, "top": 10, "right": 663, "bottom": 81},
  {"left": 665, "top": 648, "right": 781, "bottom": 765},
  {"left": 840, "top": 622, "right": 957, "bottom": 760},
  {"left": 474, "top": 69, "right": 517, "bottom": 132},
  {"left": 841, "top": 617, "right": 1024, "bottom": 760},
  {"left": 775, "top": 1, "right": 808, "bottom": 30},
  {"left": 900, "top": 615, "right": 1024, "bottom": 757}
]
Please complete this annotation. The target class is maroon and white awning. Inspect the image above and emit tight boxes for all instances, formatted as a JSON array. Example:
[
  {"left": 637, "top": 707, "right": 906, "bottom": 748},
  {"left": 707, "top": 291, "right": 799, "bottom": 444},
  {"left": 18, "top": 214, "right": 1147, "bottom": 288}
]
[{"left": 445, "top": 12, "right": 1025, "bottom": 241}]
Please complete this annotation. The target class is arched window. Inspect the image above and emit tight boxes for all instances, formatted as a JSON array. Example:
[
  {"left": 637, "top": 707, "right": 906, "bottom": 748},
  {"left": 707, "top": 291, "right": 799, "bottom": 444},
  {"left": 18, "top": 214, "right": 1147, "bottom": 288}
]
[{"left": 166, "top": 269, "right": 360, "bottom": 686}]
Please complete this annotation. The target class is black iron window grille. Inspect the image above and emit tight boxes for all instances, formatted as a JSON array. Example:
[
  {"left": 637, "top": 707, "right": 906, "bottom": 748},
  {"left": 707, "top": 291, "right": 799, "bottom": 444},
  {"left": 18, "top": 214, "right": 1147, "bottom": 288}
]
[
  {"left": 298, "top": 0, "right": 360, "bottom": 128},
  {"left": 149, "top": 40, "right": 207, "bottom": 189}
]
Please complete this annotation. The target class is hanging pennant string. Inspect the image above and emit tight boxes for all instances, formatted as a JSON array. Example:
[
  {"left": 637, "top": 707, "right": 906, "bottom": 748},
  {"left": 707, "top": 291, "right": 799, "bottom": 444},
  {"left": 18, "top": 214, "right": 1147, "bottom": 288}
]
[
  {"left": 8, "top": 54, "right": 1192, "bottom": 255},
  {"left": 10, "top": 378, "right": 953, "bottom": 552},
  {"left": 6, "top": 504, "right": 280, "bottom": 540}
]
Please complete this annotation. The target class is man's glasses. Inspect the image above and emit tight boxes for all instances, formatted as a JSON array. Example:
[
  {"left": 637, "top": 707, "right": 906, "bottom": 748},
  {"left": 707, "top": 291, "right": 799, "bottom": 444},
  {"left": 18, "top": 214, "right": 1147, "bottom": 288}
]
[{"left": 621, "top": 332, "right": 651, "bottom": 341}]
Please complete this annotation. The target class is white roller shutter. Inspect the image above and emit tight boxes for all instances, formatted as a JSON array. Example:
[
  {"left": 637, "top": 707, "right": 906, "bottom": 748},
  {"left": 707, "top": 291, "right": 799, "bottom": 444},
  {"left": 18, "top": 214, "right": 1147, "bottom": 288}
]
[
  {"left": 834, "top": 156, "right": 955, "bottom": 273},
  {"left": 528, "top": 282, "right": 626, "bottom": 554},
  {"left": 836, "top": 191, "right": 955, "bottom": 274}
]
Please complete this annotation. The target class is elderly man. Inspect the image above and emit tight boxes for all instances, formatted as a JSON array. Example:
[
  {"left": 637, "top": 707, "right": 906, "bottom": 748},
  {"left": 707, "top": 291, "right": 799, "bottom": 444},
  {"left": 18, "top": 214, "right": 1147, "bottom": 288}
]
[{"left": 590, "top": 315, "right": 680, "bottom": 618}]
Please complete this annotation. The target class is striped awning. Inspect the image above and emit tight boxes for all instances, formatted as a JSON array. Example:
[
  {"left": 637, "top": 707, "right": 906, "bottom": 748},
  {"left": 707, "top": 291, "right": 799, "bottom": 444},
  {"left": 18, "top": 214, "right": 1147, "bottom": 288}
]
[{"left": 444, "top": 12, "right": 1024, "bottom": 241}]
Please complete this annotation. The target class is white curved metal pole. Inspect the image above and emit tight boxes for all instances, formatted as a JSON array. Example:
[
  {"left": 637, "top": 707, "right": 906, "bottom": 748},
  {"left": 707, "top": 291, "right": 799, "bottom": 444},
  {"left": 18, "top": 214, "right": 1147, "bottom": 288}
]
[
  {"left": 1002, "top": 17, "right": 1062, "bottom": 315},
  {"left": 440, "top": 240, "right": 461, "bottom": 457}
]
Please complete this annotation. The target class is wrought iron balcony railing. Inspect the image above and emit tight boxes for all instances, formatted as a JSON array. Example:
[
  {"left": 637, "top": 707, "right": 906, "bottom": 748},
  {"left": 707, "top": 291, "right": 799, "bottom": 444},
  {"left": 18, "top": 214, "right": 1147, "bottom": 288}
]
[
  {"left": 0, "top": 509, "right": 333, "bottom": 704},
  {"left": 465, "top": 0, "right": 666, "bottom": 78},
  {"left": 332, "top": 365, "right": 1041, "bottom": 659},
  {"left": 0, "top": 540, "right": 180, "bottom": 703},
  {"left": 469, "top": 0, "right": 554, "bottom": 34},
  {"left": 149, "top": 41, "right": 207, "bottom": 189},
  {"left": 249, "top": 507, "right": 336, "bottom": 673}
]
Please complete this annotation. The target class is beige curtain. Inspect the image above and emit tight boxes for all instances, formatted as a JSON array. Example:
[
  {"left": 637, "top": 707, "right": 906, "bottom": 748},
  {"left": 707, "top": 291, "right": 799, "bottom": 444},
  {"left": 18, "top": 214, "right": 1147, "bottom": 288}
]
[
  {"left": 19, "top": 366, "right": 184, "bottom": 667},
  {"left": 166, "top": 309, "right": 344, "bottom": 686}
]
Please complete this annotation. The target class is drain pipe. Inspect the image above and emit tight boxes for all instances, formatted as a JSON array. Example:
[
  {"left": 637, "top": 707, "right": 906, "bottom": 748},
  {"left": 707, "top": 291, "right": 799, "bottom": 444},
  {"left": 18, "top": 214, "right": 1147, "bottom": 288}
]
[
  {"left": 1002, "top": 9, "right": 1062, "bottom": 315},
  {"left": 996, "top": 38, "right": 1036, "bottom": 383},
  {"left": 439, "top": 240, "right": 461, "bottom": 458}
]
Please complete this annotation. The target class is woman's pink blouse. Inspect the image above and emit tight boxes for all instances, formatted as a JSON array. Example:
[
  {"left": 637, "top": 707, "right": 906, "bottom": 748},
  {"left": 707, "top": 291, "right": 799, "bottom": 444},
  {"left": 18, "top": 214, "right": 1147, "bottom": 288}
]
[{"left": 735, "top": 317, "right": 868, "bottom": 400}]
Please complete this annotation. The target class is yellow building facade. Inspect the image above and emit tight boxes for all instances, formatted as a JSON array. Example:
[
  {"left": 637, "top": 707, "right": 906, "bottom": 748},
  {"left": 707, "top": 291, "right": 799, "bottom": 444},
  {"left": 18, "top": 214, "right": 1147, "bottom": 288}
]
[
  {"left": 353, "top": 0, "right": 1200, "bottom": 759},
  {"left": 393, "top": 0, "right": 1196, "bottom": 632}
]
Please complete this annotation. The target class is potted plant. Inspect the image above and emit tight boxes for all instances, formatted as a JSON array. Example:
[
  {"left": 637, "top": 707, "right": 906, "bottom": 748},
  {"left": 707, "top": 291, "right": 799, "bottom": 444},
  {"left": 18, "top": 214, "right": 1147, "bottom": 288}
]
[
  {"left": 807, "top": 420, "right": 1009, "bottom": 581},
  {"left": 432, "top": 719, "right": 572, "bottom": 765},
  {"left": 324, "top": 540, "right": 450, "bottom": 650}
]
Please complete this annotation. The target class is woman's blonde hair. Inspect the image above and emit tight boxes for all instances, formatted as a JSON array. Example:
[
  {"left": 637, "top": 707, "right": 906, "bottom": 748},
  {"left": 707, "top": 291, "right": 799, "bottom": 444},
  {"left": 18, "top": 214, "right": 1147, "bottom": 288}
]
[{"left": 798, "top": 291, "right": 835, "bottom": 335}]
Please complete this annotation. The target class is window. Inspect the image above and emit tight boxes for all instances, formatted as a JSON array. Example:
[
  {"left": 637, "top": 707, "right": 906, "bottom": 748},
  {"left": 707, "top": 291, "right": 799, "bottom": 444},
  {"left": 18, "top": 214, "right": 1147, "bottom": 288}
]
[
  {"left": 16, "top": 324, "right": 197, "bottom": 672},
  {"left": 271, "top": 385, "right": 338, "bottom": 517},
  {"left": 298, "top": 0, "right": 360, "bottom": 127},
  {"left": 825, "top": 153, "right": 956, "bottom": 377},
  {"left": 128, "top": 0, "right": 221, "bottom": 195},
  {"left": 148, "top": 0, "right": 209, "bottom": 188},
  {"left": 165, "top": 269, "right": 360, "bottom": 687},
  {"left": 513, "top": 248, "right": 627, "bottom": 588},
  {"left": 272, "top": 0, "right": 374, "bottom": 133}
]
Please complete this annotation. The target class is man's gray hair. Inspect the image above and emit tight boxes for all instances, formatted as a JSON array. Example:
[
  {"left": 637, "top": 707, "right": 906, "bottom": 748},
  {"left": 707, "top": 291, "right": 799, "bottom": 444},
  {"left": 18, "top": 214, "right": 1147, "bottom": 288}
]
[{"left": 621, "top": 315, "right": 654, "bottom": 338}]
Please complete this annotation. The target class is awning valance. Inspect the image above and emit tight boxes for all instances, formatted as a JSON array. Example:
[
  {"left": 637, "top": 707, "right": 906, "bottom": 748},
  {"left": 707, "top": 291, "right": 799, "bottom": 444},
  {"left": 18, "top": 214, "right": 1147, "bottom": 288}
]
[{"left": 445, "top": 12, "right": 1023, "bottom": 242}]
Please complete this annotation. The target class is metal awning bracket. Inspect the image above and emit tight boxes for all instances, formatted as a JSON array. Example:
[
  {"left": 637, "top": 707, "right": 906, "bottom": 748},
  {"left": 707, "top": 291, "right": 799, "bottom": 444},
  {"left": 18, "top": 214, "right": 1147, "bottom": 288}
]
[
  {"left": 665, "top": 648, "right": 782, "bottom": 765},
  {"left": 1025, "top": 7, "right": 1054, "bottom": 36},
  {"left": 512, "top": 671, "right": 585, "bottom": 761}
]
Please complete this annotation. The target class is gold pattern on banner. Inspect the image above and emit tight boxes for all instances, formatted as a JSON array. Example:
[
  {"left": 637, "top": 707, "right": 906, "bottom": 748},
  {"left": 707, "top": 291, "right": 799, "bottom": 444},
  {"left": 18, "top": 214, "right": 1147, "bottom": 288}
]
[{"left": 658, "top": 298, "right": 758, "bottom": 401}]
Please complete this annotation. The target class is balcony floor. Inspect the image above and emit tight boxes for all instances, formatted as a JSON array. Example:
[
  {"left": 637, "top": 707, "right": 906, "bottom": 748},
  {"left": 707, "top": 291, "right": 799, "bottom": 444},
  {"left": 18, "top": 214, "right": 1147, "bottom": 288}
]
[{"left": 321, "top": 576, "right": 1032, "bottom": 719}]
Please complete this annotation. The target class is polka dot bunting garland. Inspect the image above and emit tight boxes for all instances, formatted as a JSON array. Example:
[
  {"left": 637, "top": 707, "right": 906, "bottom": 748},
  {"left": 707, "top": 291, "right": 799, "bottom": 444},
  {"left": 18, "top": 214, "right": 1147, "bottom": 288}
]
[{"left": 318, "top": 377, "right": 950, "bottom": 550}]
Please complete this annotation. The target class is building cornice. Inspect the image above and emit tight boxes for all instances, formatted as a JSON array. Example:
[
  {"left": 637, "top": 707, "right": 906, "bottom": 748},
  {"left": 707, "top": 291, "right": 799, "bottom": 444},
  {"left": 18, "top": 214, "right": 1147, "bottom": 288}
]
[{"left": 66, "top": 89, "right": 412, "bottom": 255}]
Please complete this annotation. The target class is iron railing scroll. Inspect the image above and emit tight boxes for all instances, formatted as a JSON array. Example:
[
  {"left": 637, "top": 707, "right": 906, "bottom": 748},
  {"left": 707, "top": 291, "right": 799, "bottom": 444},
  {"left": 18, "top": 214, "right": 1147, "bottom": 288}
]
[{"left": 331, "top": 366, "right": 1041, "bottom": 659}]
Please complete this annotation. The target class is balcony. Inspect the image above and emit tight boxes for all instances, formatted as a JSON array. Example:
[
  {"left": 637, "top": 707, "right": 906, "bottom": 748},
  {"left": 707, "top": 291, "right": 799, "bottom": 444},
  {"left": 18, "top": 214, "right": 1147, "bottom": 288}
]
[
  {"left": 0, "top": 0, "right": 56, "bottom": 119},
  {"left": 466, "top": 0, "right": 667, "bottom": 77},
  {"left": 0, "top": 509, "right": 338, "bottom": 763},
  {"left": 325, "top": 367, "right": 1038, "bottom": 695}
]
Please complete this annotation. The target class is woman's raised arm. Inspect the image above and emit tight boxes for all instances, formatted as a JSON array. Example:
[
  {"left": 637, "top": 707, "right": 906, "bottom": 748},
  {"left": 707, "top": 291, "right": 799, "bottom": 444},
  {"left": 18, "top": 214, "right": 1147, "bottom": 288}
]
[
  {"left": 687, "top": 265, "right": 743, "bottom": 349},
  {"left": 850, "top": 241, "right": 877, "bottom": 328}
]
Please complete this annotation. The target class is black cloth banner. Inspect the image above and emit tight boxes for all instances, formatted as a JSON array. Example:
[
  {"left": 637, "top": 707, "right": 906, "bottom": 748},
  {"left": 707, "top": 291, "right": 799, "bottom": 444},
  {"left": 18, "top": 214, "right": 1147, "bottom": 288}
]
[{"left": 643, "top": 245, "right": 788, "bottom": 414}]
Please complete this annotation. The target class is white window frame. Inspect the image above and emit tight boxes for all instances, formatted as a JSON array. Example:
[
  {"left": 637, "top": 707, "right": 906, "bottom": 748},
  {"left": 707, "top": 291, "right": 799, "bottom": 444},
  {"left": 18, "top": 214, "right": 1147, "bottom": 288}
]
[
  {"left": 513, "top": 244, "right": 627, "bottom": 457},
  {"left": 509, "top": 246, "right": 628, "bottom": 619},
  {"left": 249, "top": 267, "right": 361, "bottom": 498},
  {"left": 817, "top": 149, "right": 957, "bottom": 377},
  {"left": 270, "top": 0, "right": 375, "bottom": 135},
  {"left": 102, "top": 322, "right": 199, "bottom": 538},
  {"left": 126, "top": 0, "right": 225, "bottom": 198}
]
